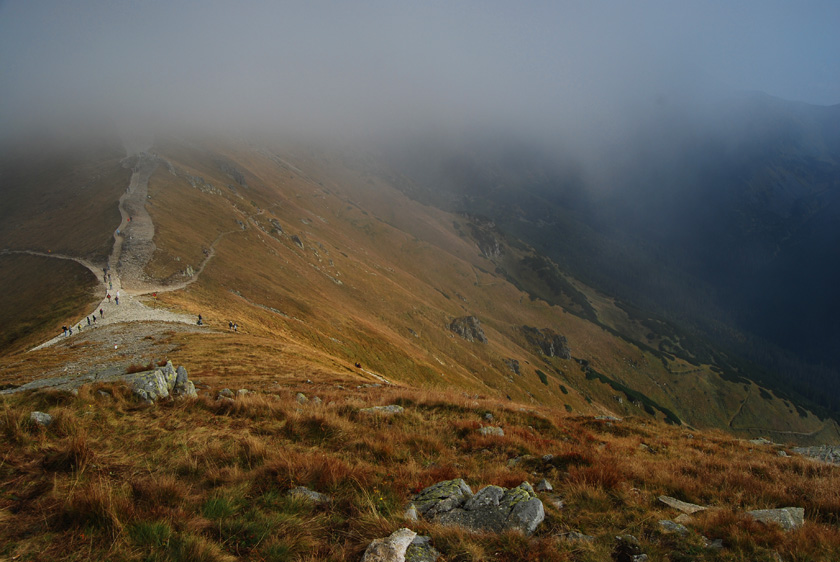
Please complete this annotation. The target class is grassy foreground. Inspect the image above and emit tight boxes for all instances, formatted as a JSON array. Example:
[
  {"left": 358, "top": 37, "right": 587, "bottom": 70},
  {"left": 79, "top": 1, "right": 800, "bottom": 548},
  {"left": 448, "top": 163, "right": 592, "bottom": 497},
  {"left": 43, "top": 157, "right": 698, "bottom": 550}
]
[{"left": 2, "top": 379, "right": 840, "bottom": 561}]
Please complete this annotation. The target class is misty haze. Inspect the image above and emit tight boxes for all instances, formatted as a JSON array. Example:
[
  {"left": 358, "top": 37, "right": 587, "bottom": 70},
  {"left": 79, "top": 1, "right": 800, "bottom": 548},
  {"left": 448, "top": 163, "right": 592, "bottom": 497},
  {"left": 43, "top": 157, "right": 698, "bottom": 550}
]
[{"left": 2, "top": 2, "right": 840, "bottom": 560}]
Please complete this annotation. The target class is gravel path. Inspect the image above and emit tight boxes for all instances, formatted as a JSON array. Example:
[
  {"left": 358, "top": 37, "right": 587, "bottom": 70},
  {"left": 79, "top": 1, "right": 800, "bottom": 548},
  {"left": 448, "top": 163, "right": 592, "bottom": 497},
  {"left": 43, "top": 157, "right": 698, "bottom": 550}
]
[{"left": 30, "top": 152, "right": 204, "bottom": 351}]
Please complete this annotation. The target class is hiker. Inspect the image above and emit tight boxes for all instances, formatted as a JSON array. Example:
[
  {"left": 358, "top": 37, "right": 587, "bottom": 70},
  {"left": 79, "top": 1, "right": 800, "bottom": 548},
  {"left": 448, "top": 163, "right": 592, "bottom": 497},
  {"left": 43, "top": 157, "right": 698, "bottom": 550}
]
[
  {"left": 115, "top": 290, "right": 120, "bottom": 305},
  {"left": 68, "top": 327, "right": 72, "bottom": 335},
  {"left": 197, "top": 314, "right": 203, "bottom": 326},
  {"left": 233, "top": 323, "right": 238, "bottom": 332},
  {"left": 62, "top": 325, "right": 67, "bottom": 336},
  {"left": 92, "top": 314, "right": 96, "bottom": 323},
  {"left": 86, "top": 316, "right": 90, "bottom": 326},
  {"left": 228, "top": 320, "right": 233, "bottom": 330},
  {"left": 109, "top": 281, "right": 112, "bottom": 290},
  {"left": 100, "top": 308, "right": 104, "bottom": 317},
  {"left": 107, "top": 294, "right": 111, "bottom": 303},
  {"left": 355, "top": 362, "right": 361, "bottom": 369},
  {"left": 108, "top": 274, "right": 111, "bottom": 282}
]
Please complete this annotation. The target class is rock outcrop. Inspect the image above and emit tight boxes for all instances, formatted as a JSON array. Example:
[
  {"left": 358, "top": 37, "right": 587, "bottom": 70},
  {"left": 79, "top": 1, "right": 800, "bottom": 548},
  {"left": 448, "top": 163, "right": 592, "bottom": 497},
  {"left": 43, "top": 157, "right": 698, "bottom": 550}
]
[
  {"left": 410, "top": 479, "right": 544, "bottom": 535},
  {"left": 520, "top": 326, "right": 571, "bottom": 359},
  {"left": 129, "top": 361, "right": 197, "bottom": 403},
  {"left": 449, "top": 316, "right": 487, "bottom": 344},
  {"left": 361, "top": 528, "right": 417, "bottom": 562}
]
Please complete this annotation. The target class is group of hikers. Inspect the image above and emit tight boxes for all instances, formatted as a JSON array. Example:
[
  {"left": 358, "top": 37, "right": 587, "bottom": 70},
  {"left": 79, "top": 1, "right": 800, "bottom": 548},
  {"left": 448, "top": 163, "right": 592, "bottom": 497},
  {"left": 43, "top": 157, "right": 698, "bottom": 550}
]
[{"left": 195, "top": 315, "right": 239, "bottom": 333}]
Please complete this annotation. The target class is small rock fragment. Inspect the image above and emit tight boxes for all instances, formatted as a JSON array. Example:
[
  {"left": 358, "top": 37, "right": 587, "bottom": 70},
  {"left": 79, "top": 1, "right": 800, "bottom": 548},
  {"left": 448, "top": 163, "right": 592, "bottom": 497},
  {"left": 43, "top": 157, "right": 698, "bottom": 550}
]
[{"left": 29, "top": 411, "right": 53, "bottom": 427}]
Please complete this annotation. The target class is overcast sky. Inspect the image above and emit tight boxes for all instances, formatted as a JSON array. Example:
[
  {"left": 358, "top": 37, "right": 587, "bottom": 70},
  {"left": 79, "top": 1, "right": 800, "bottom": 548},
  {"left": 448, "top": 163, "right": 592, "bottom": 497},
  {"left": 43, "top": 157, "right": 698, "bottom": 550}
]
[{"left": 1, "top": 1, "right": 838, "bottom": 141}]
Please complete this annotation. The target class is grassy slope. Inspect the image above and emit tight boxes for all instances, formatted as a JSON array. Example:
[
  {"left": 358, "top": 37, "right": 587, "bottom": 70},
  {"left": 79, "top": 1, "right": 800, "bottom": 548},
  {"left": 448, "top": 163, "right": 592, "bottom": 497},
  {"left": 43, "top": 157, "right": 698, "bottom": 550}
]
[
  {"left": 2, "top": 384, "right": 840, "bottom": 561},
  {"left": 0, "top": 255, "right": 101, "bottom": 355},
  {"left": 134, "top": 140, "right": 835, "bottom": 442}
]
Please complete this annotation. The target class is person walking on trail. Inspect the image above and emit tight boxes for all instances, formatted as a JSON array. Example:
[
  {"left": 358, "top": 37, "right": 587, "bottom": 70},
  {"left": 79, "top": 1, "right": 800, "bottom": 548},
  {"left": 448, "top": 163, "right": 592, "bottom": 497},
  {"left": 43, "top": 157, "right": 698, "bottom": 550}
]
[
  {"left": 86, "top": 316, "right": 90, "bottom": 326},
  {"left": 228, "top": 320, "right": 233, "bottom": 331},
  {"left": 107, "top": 294, "right": 111, "bottom": 303},
  {"left": 233, "top": 323, "right": 238, "bottom": 332},
  {"left": 115, "top": 290, "right": 120, "bottom": 305},
  {"left": 62, "top": 325, "right": 67, "bottom": 336},
  {"left": 197, "top": 314, "right": 203, "bottom": 326},
  {"left": 92, "top": 314, "right": 96, "bottom": 323},
  {"left": 68, "top": 326, "right": 72, "bottom": 335},
  {"left": 100, "top": 308, "right": 104, "bottom": 318}
]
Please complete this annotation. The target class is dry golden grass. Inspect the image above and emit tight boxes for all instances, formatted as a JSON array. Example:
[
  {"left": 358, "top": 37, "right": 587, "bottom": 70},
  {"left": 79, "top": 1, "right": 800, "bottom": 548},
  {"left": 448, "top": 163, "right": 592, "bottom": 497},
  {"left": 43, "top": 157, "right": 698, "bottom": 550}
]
[{"left": 2, "top": 382, "right": 839, "bottom": 561}]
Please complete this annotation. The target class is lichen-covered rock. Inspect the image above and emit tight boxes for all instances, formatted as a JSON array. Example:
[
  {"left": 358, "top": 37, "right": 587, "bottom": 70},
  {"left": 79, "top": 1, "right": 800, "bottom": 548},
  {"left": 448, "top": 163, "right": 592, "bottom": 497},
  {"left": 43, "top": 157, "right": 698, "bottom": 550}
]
[
  {"left": 411, "top": 479, "right": 474, "bottom": 518},
  {"left": 217, "top": 388, "right": 234, "bottom": 399},
  {"left": 361, "top": 528, "right": 417, "bottom": 562},
  {"left": 405, "top": 535, "right": 440, "bottom": 562},
  {"left": 172, "top": 365, "right": 196, "bottom": 397},
  {"left": 360, "top": 405, "right": 404, "bottom": 415},
  {"left": 295, "top": 392, "right": 308, "bottom": 404},
  {"left": 130, "top": 370, "right": 170, "bottom": 402},
  {"left": 449, "top": 316, "right": 487, "bottom": 343},
  {"left": 658, "top": 495, "right": 707, "bottom": 514},
  {"left": 659, "top": 520, "right": 689, "bottom": 536},
  {"left": 535, "top": 478, "right": 553, "bottom": 492},
  {"left": 30, "top": 411, "right": 53, "bottom": 426},
  {"left": 747, "top": 507, "right": 805, "bottom": 531},
  {"left": 415, "top": 480, "right": 545, "bottom": 535}
]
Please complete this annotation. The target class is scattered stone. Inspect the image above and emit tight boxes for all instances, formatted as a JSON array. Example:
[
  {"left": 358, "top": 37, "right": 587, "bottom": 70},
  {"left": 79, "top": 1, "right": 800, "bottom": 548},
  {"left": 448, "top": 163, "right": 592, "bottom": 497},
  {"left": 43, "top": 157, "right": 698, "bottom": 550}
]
[
  {"left": 750, "top": 437, "right": 773, "bottom": 446},
  {"left": 405, "top": 535, "right": 440, "bottom": 562},
  {"left": 360, "top": 405, "right": 405, "bottom": 415},
  {"left": 595, "top": 415, "right": 622, "bottom": 421},
  {"left": 288, "top": 486, "right": 331, "bottom": 504},
  {"left": 777, "top": 450, "right": 789, "bottom": 457},
  {"left": 658, "top": 520, "right": 689, "bottom": 536},
  {"left": 412, "top": 479, "right": 544, "bottom": 535},
  {"left": 545, "top": 495, "right": 565, "bottom": 510},
  {"left": 404, "top": 504, "right": 418, "bottom": 521},
  {"left": 97, "top": 390, "right": 111, "bottom": 398},
  {"left": 535, "top": 479, "right": 553, "bottom": 492},
  {"left": 542, "top": 454, "right": 554, "bottom": 462},
  {"left": 295, "top": 392, "right": 308, "bottom": 404},
  {"left": 484, "top": 412, "right": 494, "bottom": 421},
  {"left": 702, "top": 536, "right": 724, "bottom": 550},
  {"left": 559, "top": 531, "right": 594, "bottom": 542},
  {"left": 361, "top": 528, "right": 417, "bottom": 562},
  {"left": 674, "top": 514, "right": 693, "bottom": 525},
  {"left": 311, "top": 396, "right": 323, "bottom": 405},
  {"left": 613, "top": 535, "right": 646, "bottom": 562},
  {"left": 291, "top": 235, "right": 304, "bottom": 249},
  {"left": 217, "top": 388, "right": 235, "bottom": 399},
  {"left": 658, "top": 495, "right": 707, "bottom": 515},
  {"left": 747, "top": 507, "right": 805, "bottom": 531},
  {"left": 504, "top": 359, "right": 520, "bottom": 375},
  {"left": 449, "top": 316, "right": 488, "bottom": 343},
  {"left": 792, "top": 445, "right": 840, "bottom": 465},
  {"left": 29, "top": 411, "right": 53, "bottom": 427},
  {"left": 237, "top": 389, "right": 251, "bottom": 397},
  {"left": 173, "top": 366, "right": 196, "bottom": 397},
  {"left": 478, "top": 426, "right": 504, "bottom": 437}
]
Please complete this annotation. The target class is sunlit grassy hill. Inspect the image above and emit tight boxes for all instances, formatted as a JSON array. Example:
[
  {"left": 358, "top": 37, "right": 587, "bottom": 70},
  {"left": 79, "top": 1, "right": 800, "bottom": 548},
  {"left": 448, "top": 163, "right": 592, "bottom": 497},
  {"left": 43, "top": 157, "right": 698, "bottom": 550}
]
[{"left": 1, "top": 137, "right": 837, "bottom": 442}]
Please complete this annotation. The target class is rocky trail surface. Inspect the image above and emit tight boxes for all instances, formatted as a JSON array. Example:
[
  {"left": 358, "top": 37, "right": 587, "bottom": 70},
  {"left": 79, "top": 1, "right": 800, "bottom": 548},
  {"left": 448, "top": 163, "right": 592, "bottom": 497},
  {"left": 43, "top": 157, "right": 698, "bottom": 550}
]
[{"left": 27, "top": 152, "right": 218, "bottom": 352}]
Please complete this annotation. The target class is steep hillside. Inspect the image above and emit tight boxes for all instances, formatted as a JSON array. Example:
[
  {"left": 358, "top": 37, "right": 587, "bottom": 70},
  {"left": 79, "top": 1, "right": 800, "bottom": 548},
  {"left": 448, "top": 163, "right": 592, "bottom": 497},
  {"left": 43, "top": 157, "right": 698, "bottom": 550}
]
[{"left": 2, "top": 137, "right": 834, "bottom": 444}]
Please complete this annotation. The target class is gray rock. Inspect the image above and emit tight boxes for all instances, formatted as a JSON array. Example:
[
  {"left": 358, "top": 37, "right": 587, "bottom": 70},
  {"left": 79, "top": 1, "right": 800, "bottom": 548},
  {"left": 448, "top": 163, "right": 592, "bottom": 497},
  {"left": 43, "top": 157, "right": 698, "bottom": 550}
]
[
  {"left": 29, "top": 411, "right": 53, "bottom": 426},
  {"left": 449, "top": 316, "right": 487, "bottom": 343},
  {"left": 295, "top": 392, "right": 308, "bottom": 404},
  {"left": 288, "top": 486, "right": 331, "bottom": 504},
  {"left": 311, "top": 396, "right": 323, "bottom": 405},
  {"left": 361, "top": 528, "right": 417, "bottom": 562},
  {"left": 520, "top": 326, "right": 571, "bottom": 359},
  {"left": 595, "top": 415, "right": 622, "bottom": 421},
  {"left": 560, "top": 531, "right": 594, "bottom": 542},
  {"left": 750, "top": 437, "right": 773, "bottom": 446},
  {"left": 405, "top": 535, "right": 440, "bottom": 562},
  {"left": 541, "top": 454, "right": 554, "bottom": 462},
  {"left": 658, "top": 520, "right": 689, "bottom": 536},
  {"left": 478, "top": 426, "right": 504, "bottom": 437},
  {"left": 613, "top": 535, "right": 645, "bottom": 562},
  {"left": 130, "top": 370, "right": 170, "bottom": 402},
  {"left": 658, "top": 495, "right": 707, "bottom": 514},
  {"left": 484, "top": 412, "right": 494, "bottom": 421},
  {"left": 777, "top": 450, "right": 789, "bottom": 457},
  {"left": 535, "top": 478, "right": 553, "bottom": 492},
  {"left": 217, "top": 388, "right": 234, "bottom": 399},
  {"left": 504, "top": 359, "right": 520, "bottom": 375},
  {"left": 702, "top": 536, "right": 724, "bottom": 550},
  {"left": 424, "top": 481, "right": 545, "bottom": 535},
  {"left": 404, "top": 504, "right": 418, "bottom": 521},
  {"left": 412, "top": 479, "right": 474, "bottom": 517},
  {"left": 172, "top": 366, "right": 196, "bottom": 398},
  {"left": 360, "top": 405, "right": 404, "bottom": 415},
  {"left": 747, "top": 507, "right": 805, "bottom": 531},
  {"left": 291, "top": 235, "right": 304, "bottom": 249},
  {"left": 237, "top": 389, "right": 251, "bottom": 397}
]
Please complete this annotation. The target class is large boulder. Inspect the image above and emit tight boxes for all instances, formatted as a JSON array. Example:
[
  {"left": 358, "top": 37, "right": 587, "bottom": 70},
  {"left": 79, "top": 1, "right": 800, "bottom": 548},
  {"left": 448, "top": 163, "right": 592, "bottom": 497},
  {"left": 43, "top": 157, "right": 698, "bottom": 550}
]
[
  {"left": 411, "top": 480, "right": 544, "bottom": 535},
  {"left": 449, "top": 316, "right": 487, "bottom": 343}
]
